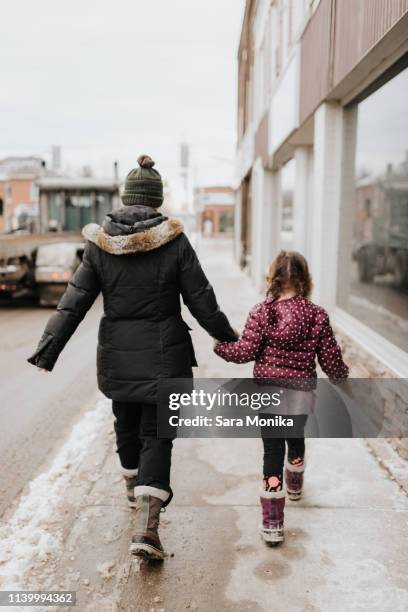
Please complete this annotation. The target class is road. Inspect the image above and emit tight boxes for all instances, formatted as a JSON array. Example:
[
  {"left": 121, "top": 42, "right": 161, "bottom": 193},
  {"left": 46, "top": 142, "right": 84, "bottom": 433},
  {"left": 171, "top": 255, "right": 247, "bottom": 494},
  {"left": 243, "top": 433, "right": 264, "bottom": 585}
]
[{"left": 0, "top": 297, "right": 102, "bottom": 517}]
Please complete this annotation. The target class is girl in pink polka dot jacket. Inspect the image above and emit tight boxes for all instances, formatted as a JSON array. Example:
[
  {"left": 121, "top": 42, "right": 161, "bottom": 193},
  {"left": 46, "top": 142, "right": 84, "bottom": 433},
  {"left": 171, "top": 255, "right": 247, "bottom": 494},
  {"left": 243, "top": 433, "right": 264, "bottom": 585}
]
[{"left": 214, "top": 250, "right": 349, "bottom": 544}]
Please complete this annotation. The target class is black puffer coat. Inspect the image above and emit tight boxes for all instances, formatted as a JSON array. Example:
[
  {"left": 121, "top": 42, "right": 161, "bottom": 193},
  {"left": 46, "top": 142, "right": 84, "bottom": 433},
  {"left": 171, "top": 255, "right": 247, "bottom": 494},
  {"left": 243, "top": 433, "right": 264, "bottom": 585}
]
[{"left": 28, "top": 206, "right": 237, "bottom": 403}]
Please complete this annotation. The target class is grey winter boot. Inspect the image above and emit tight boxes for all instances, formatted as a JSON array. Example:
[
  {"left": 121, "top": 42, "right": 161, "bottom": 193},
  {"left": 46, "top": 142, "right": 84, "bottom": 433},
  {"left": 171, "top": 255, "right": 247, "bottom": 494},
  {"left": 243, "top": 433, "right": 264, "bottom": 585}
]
[{"left": 129, "top": 491, "right": 167, "bottom": 561}]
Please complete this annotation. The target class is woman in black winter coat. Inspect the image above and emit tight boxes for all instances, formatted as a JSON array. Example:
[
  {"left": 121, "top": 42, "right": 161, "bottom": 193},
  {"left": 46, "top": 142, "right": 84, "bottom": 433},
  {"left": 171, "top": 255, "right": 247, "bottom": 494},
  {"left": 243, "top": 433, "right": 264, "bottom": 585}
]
[{"left": 28, "top": 155, "right": 237, "bottom": 560}]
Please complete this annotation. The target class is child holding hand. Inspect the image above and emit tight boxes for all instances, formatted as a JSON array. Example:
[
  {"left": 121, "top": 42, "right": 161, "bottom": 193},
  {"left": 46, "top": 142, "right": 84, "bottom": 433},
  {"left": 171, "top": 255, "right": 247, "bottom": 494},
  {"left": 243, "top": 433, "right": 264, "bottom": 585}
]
[{"left": 214, "top": 251, "right": 349, "bottom": 544}]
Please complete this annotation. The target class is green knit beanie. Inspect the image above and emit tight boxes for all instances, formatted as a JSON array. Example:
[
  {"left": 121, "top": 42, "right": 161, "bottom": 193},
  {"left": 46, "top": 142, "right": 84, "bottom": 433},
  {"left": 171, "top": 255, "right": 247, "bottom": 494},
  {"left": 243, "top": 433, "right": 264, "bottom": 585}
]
[{"left": 121, "top": 155, "right": 163, "bottom": 207}]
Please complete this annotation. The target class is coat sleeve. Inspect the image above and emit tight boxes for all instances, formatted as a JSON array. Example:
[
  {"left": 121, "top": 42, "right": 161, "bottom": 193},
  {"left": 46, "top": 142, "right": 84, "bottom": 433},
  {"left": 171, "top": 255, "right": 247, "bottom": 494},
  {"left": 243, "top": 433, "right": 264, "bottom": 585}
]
[
  {"left": 214, "top": 304, "right": 265, "bottom": 363},
  {"left": 27, "top": 242, "right": 101, "bottom": 371},
  {"left": 316, "top": 311, "right": 349, "bottom": 381},
  {"left": 178, "top": 235, "right": 237, "bottom": 341}
]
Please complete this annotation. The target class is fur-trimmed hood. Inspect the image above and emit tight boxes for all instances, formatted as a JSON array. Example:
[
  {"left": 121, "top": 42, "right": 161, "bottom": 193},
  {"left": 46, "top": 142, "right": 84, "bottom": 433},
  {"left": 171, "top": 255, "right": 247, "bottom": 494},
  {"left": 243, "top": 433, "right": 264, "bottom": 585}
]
[{"left": 82, "top": 218, "right": 184, "bottom": 255}]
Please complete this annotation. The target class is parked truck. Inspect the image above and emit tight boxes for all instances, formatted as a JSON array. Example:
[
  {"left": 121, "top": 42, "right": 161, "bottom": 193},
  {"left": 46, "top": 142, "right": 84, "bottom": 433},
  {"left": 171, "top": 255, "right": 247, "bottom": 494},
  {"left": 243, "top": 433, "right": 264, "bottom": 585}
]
[
  {"left": 355, "top": 172, "right": 408, "bottom": 289},
  {"left": 0, "top": 175, "right": 120, "bottom": 305},
  {"left": 0, "top": 233, "right": 84, "bottom": 305}
]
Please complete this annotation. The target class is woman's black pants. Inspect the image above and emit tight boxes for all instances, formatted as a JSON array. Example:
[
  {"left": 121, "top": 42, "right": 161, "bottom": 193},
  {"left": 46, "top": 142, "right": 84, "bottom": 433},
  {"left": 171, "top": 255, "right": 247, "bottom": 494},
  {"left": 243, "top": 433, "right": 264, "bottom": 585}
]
[
  {"left": 112, "top": 401, "right": 173, "bottom": 494},
  {"left": 261, "top": 415, "right": 307, "bottom": 481}
]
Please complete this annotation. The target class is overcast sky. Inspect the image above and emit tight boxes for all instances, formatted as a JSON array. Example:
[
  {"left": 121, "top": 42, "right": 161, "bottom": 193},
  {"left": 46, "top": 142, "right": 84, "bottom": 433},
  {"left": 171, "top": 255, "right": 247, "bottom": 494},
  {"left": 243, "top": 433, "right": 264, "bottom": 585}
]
[
  {"left": 1, "top": 0, "right": 245, "bottom": 192},
  {"left": 356, "top": 67, "right": 408, "bottom": 176}
]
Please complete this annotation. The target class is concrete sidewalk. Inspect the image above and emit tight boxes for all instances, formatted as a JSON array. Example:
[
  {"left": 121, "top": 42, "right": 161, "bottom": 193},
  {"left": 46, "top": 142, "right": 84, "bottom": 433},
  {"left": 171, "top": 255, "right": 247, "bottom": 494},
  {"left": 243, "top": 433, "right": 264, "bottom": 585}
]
[{"left": 1, "top": 239, "right": 407, "bottom": 612}]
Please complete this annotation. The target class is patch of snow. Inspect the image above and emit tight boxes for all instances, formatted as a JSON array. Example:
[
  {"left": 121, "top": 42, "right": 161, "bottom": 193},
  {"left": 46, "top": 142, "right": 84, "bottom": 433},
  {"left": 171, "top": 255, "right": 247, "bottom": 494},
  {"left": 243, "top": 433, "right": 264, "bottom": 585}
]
[{"left": 0, "top": 397, "right": 111, "bottom": 590}]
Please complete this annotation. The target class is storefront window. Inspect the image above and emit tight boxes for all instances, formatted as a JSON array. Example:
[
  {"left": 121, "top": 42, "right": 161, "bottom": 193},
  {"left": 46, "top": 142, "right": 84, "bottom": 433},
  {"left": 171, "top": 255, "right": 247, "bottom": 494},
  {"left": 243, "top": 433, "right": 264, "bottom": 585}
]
[{"left": 337, "top": 67, "right": 408, "bottom": 351}]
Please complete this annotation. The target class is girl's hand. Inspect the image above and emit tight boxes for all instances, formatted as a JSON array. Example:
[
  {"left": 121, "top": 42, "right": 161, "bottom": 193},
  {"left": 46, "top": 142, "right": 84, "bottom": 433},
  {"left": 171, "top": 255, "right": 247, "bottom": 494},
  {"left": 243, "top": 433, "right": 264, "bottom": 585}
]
[
  {"left": 213, "top": 339, "right": 220, "bottom": 349},
  {"left": 37, "top": 368, "right": 49, "bottom": 373}
]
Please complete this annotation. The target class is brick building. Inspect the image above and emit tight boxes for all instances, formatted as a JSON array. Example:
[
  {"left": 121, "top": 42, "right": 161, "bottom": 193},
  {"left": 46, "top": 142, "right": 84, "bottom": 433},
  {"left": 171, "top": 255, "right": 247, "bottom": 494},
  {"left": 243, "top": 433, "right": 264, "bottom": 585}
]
[
  {"left": 0, "top": 157, "right": 44, "bottom": 232},
  {"left": 195, "top": 186, "right": 235, "bottom": 237}
]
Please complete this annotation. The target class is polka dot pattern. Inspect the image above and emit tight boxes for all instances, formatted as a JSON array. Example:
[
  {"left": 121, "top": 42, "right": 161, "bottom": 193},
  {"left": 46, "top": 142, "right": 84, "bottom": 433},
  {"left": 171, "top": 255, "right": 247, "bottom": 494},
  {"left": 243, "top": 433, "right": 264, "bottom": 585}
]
[{"left": 214, "top": 296, "right": 349, "bottom": 382}]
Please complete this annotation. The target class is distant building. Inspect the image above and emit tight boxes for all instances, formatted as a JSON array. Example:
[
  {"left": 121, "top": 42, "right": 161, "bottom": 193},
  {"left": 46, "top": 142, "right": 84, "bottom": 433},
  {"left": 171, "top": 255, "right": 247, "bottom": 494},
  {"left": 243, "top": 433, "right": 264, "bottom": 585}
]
[
  {"left": 195, "top": 186, "right": 235, "bottom": 237},
  {"left": 0, "top": 154, "right": 121, "bottom": 234},
  {"left": 0, "top": 157, "right": 45, "bottom": 232}
]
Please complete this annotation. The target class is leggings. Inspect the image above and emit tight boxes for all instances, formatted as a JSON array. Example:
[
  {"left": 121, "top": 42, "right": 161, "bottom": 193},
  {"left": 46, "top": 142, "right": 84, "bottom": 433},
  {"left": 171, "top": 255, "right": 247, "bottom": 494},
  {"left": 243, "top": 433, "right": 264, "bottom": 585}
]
[
  {"left": 261, "top": 414, "right": 307, "bottom": 481},
  {"left": 112, "top": 401, "right": 174, "bottom": 494}
]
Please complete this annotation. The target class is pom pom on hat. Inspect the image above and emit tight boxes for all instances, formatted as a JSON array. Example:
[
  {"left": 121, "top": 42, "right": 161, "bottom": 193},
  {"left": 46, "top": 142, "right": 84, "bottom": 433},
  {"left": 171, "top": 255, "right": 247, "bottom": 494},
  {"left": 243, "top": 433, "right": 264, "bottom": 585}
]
[
  {"left": 137, "top": 155, "right": 155, "bottom": 168},
  {"left": 122, "top": 154, "right": 163, "bottom": 207}
]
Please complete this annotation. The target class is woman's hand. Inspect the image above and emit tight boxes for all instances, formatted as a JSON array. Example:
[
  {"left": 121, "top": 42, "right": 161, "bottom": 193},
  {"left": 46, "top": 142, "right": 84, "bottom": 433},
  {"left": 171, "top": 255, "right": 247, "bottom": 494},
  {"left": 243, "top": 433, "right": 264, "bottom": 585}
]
[{"left": 214, "top": 329, "right": 239, "bottom": 349}]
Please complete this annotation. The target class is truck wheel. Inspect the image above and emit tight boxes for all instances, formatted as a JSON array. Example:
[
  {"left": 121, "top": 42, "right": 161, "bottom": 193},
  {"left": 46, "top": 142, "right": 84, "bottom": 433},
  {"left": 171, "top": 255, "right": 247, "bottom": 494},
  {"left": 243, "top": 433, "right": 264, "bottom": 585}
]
[
  {"left": 394, "top": 252, "right": 408, "bottom": 289},
  {"left": 357, "top": 252, "right": 374, "bottom": 283}
]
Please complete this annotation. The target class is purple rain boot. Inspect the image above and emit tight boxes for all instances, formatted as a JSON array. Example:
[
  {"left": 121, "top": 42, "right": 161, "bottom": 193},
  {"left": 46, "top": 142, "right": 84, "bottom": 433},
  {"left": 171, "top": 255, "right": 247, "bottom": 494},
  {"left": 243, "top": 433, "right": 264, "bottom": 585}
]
[
  {"left": 285, "top": 459, "right": 305, "bottom": 501},
  {"left": 259, "top": 489, "right": 285, "bottom": 544}
]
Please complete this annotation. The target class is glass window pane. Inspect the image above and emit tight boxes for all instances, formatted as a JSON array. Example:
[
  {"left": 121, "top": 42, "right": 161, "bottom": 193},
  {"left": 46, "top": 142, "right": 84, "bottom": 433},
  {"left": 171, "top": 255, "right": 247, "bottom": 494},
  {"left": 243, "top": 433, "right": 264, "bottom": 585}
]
[{"left": 337, "top": 67, "right": 408, "bottom": 352}]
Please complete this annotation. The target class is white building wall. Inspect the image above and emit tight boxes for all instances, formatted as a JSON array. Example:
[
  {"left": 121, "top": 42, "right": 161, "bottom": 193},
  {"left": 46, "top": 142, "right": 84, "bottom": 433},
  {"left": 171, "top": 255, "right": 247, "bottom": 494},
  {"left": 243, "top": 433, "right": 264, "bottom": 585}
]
[
  {"left": 250, "top": 160, "right": 282, "bottom": 292},
  {"left": 310, "top": 102, "right": 344, "bottom": 310},
  {"left": 235, "top": 123, "right": 254, "bottom": 186},
  {"left": 309, "top": 101, "right": 359, "bottom": 312},
  {"left": 250, "top": 157, "right": 265, "bottom": 288},
  {"left": 236, "top": 2, "right": 316, "bottom": 290},
  {"left": 268, "top": 51, "right": 299, "bottom": 156}
]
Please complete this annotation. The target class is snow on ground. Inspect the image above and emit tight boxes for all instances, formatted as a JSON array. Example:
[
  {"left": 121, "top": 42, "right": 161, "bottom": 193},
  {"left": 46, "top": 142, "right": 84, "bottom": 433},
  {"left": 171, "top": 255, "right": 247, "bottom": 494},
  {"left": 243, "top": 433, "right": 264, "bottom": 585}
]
[{"left": 0, "top": 397, "right": 111, "bottom": 590}]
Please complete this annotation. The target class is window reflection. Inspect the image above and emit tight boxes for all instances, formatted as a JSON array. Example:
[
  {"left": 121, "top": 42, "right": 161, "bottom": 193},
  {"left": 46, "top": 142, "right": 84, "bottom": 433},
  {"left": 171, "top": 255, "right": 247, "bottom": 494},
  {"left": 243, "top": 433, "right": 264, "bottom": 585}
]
[{"left": 338, "top": 68, "right": 408, "bottom": 351}]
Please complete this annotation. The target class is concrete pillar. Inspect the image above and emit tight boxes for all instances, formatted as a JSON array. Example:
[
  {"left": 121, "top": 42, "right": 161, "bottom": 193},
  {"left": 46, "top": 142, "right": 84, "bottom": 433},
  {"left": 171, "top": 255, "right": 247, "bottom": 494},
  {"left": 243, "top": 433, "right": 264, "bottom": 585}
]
[
  {"left": 250, "top": 157, "right": 264, "bottom": 289},
  {"left": 233, "top": 187, "right": 242, "bottom": 265},
  {"left": 337, "top": 106, "right": 358, "bottom": 309},
  {"left": 310, "top": 102, "right": 356, "bottom": 311},
  {"left": 262, "top": 168, "right": 280, "bottom": 279},
  {"left": 247, "top": 162, "right": 282, "bottom": 292},
  {"left": 293, "top": 145, "right": 313, "bottom": 257}
]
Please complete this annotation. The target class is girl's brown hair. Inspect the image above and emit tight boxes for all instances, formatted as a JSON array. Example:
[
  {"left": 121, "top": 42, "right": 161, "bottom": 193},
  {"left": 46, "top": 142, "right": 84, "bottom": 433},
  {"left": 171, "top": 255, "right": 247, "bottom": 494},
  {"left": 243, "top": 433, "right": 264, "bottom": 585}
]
[{"left": 266, "top": 250, "right": 313, "bottom": 299}]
